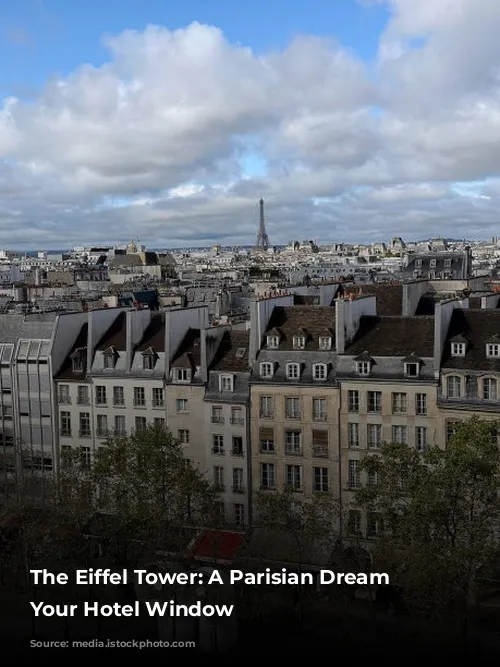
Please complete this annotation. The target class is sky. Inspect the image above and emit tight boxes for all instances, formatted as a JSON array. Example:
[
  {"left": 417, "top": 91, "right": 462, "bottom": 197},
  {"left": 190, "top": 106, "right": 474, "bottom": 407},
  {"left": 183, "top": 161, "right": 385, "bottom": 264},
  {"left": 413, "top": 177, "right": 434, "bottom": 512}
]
[{"left": 1, "top": 0, "right": 500, "bottom": 249}]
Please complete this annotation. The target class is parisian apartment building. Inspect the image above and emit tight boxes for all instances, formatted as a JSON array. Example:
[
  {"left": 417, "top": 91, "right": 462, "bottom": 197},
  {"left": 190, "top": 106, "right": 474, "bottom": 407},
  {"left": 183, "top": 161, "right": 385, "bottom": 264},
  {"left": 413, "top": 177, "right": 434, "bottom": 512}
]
[{"left": 1, "top": 275, "right": 500, "bottom": 539}]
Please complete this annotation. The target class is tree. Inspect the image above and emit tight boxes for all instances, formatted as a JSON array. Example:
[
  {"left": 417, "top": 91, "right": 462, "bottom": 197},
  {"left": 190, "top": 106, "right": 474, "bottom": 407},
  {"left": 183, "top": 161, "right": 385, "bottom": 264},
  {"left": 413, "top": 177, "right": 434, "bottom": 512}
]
[
  {"left": 355, "top": 416, "right": 500, "bottom": 630},
  {"left": 88, "top": 423, "right": 221, "bottom": 561}
]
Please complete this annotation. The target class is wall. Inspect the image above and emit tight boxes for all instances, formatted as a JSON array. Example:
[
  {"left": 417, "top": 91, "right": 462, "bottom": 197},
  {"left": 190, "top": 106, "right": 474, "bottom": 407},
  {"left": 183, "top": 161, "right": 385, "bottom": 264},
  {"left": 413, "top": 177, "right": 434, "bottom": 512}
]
[
  {"left": 201, "top": 325, "right": 228, "bottom": 382},
  {"left": 402, "top": 281, "right": 429, "bottom": 316},
  {"left": 248, "top": 295, "right": 294, "bottom": 364},
  {"left": 165, "top": 306, "right": 209, "bottom": 375},
  {"left": 481, "top": 293, "right": 500, "bottom": 309},
  {"left": 318, "top": 283, "right": 341, "bottom": 306},
  {"left": 335, "top": 296, "right": 377, "bottom": 353},
  {"left": 433, "top": 298, "right": 465, "bottom": 377},
  {"left": 126, "top": 309, "right": 152, "bottom": 370},
  {"left": 51, "top": 311, "right": 88, "bottom": 376},
  {"left": 88, "top": 308, "right": 128, "bottom": 371}
]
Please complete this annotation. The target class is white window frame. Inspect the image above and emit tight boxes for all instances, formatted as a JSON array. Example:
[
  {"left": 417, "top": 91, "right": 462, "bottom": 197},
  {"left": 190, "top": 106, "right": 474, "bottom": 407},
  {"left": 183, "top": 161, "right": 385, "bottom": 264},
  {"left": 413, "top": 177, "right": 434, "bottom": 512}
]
[
  {"left": 286, "top": 363, "right": 300, "bottom": 380},
  {"left": 318, "top": 336, "right": 332, "bottom": 350},
  {"left": 392, "top": 425, "right": 407, "bottom": 444},
  {"left": 486, "top": 344, "right": 500, "bottom": 358},
  {"left": 267, "top": 335, "right": 279, "bottom": 349},
  {"left": 483, "top": 377, "right": 498, "bottom": 401},
  {"left": 404, "top": 362, "right": 420, "bottom": 378},
  {"left": 348, "top": 422, "right": 359, "bottom": 448},
  {"left": 312, "top": 363, "right": 327, "bottom": 381},
  {"left": 451, "top": 342, "right": 465, "bottom": 357},
  {"left": 356, "top": 361, "right": 371, "bottom": 376},
  {"left": 416, "top": 426, "right": 427, "bottom": 452},
  {"left": 260, "top": 362, "right": 273, "bottom": 378},
  {"left": 219, "top": 374, "right": 234, "bottom": 392},
  {"left": 446, "top": 375, "right": 462, "bottom": 398},
  {"left": 174, "top": 368, "right": 191, "bottom": 383},
  {"left": 293, "top": 335, "right": 305, "bottom": 350}
]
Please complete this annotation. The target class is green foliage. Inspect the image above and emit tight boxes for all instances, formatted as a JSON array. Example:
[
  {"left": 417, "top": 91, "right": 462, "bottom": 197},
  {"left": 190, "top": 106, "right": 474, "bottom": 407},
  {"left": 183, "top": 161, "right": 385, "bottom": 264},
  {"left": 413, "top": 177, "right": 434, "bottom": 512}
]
[{"left": 355, "top": 417, "right": 500, "bottom": 618}]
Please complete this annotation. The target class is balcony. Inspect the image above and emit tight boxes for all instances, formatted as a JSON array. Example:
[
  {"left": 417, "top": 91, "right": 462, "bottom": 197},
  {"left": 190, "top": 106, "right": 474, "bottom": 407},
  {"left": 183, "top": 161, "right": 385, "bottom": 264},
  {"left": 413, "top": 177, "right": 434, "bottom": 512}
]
[
  {"left": 230, "top": 417, "right": 244, "bottom": 426},
  {"left": 95, "top": 400, "right": 107, "bottom": 407},
  {"left": 312, "top": 445, "right": 329, "bottom": 458},
  {"left": 60, "top": 430, "right": 72, "bottom": 437},
  {"left": 78, "top": 430, "right": 91, "bottom": 438},
  {"left": 77, "top": 398, "right": 90, "bottom": 405},
  {"left": 284, "top": 446, "right": 303, "bottom": 457},
  {"left": 231, "top": 448, "right": 244, "bottom": 457},
  {"left": 58, "top": 396, "right": 71, "bottom": 405},
  {"left": 211, "top": 416, "right": 224, "bottom": 424},
  {"left": 212, "top": 448, "right": 225, "bottom": 456},
  {"left": 313, "top": 413, "right": 327, "bottom": 422},
  {"left": 259, "top": 412, "right": 273, "bottom": 419},
  {"left": 152, "top": 401, "right": 164, "bottom": 409},
  {"left": 285, "top": 412, "right": 301, "bottom": 420},
  {"left": 232, "top": 486, "right": 245, "bottom": 494},
  {"left": 113, "top": 399, "right": 125, "bottom": 407}
]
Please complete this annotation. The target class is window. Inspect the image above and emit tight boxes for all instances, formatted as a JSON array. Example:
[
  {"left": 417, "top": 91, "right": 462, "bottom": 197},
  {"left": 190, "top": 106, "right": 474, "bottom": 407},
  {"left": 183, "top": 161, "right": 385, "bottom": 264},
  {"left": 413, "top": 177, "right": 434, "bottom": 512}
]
[
  {"left": 416, "top": 393, "right": 427, "bottom": 415},
  {"left": 348, "top": 510, "right": 361, "bottom": 535},
  {"left": 356, "top": 361, "right": 371, "bottom": 376},
  {"left": 216, "top": 502, "right": 225, "bottom": 522},
  {"left": 415, "top": 259, "right": 422, "bottom": 268},
  {"left": 348, "top": 460, "right": 360, "bottom": 489},
  {"left": 367, "top": 391, "right": 382, "bottom": 413},
  {"left": 72, "top": 356, "right": 84, "bottom": 373},
  {"left": 444, "top": 258, "right": 452, "bottom": 268},
  {"left": 313, "top": 467, "right": 329, "bottom": 492},
  {"left": 259, "top": 427, "right": 274, "bottom": 453},
  {"left": 220, "top": 374, "right": 234, "bottom": 392},
  {"left": 232, "top": 436, "right": 244, "bottom": 456},
  {"left": 178, "top": 429, "right": 190, "bottom": 444},
  {"left": 292, "top": 334, "right": 306, "bottom": 350},
  {"left": 285, "top": 397, "right": 301, "bottom": 419},
  {"left": 213, "top": 435, "right": 224, "bottom": 455},
  {"left": 143, "top": 354, "right": 156, "bottom": 370},
  {"left": 367, "top": 513, "right": 384, "bottom": 538},
  {"left": 79, "top": 413, "right": 91, "bottom": 437},
  {"left": 103, "top": 352, "right": 116, "bottom": 369},
  {"left": 367, "top": 423, "right": 382, "bottom": 449},
  {"left": 392, "top": 392, "right": 407, "bottom": 414},
  {"left": 134, "top": 387, "right": 145, "bottom": 407},
  {"left": 212, "top": 406, "right": 224, "bottom": 424},
  {"left": 60, "top": 411, "right": 71, "bottom": 436},
  {"left": 348, "top": 422, "right": 359, "bottom": 448},
  {"left": 483, "top": 377, "right": 498, "bottom": 401},
  {"left": 259, "top": 395, "right": 273, "bottom": 418},
  {"left": 446, "top": 421, "right": 458, "bottom": 443},
  {"left": 318, "top": 336, "right": 332, "bottom": 350},
  {"left": 446, "top": 375, "right": 462, "bottom": 398},
  {"left": 392, "top": 425, "right": 407, "bottom": 444},
  {"left": 313, "top": 397, "right": 326, "bottom": 421},
  {"left": 404, "top": 362, "right": 419, "bottom": 378},
  {"left": 233, "top": 468, "right": 244, "bottom": 493},
  {"left": 267, "top": 335, "right": 279, "bottom": 349},
  {"left": 234, "top": 504, "right": 245, "bottom": 527},
  {"left": 286, "top": 363, "right": 300, "bottom": 380},
  {"left": 174, "top": 368, "right": 190, "bottom": 383},
  {"left": 214, "top": 466, "right": 224, "bottom": 491},
  {"left": 176, "top": 398, "right": 188, "bottom": 412},
  {"left": 231, "top": 407, "right": 244, "bottom": 425},
  {"left": 451, "top": 342, "right": 465, "bottom": 357},
  {"left": 285, "top": 430, "right": 302, "bottom": 455},
  {"left": 348, "top": 390, "right": 359, "bottom": 412},
  {"left": 135, "top": 416, "right": 147, "bottom": 433},
  {"left": 286, "top": 464, "right": 303, "bottom": 491},
  {"left": 113, "top": 386, "right": 124, "bottom": 406},
  {"left": 416, "top": 426, "right": 427, "bottom": 452},
  {"left": 152, "top": 387, "right": 164, "bottom": 407},
  {"left": 313, "top": 363, "right": 327, "bottom": 381},
  {"left": 58, "top": 385, "right": 70, "bottom": 404},
  {"left": 259, "top": 362, "right": 273, "bottom": 378},
  {"left": 154, "top": 417, "right": 165, "bottom": 428},
  {"left": 368, "top": 470, "right": 378, "bottom": 487},
  {"left": 312, "top": 429, "right": 329, "bottom": 457},
  {"left": 261, "top": 463, "right": 276, "bottom": 489},
  {"left": 77, "top": 385, "right": 89, "bottom": 405},
  {"left": 487, "top": 344, "right": 500, "bottom": 358},
  {"left": 80, "top": 447, "right": 91, "bottom": 468},
  {"left": 114, "top": 415, "right": 126, "bottom": 435},
  {"left": 429, "top": 259, "right": 436, "bottom": 268},
  {"left": 95, "top": 386, "right": 106, "bottom": 405},
  {"left": 96, "top": 414, "right": 108, "bottom": 438}
]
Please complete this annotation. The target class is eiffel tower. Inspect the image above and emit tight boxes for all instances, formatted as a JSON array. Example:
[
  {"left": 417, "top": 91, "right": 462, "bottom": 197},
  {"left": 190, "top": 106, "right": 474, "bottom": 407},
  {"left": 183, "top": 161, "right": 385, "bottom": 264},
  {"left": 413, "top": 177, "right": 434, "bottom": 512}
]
[{"left": 255, "top": 198, "right": 269, "bottom": 251}]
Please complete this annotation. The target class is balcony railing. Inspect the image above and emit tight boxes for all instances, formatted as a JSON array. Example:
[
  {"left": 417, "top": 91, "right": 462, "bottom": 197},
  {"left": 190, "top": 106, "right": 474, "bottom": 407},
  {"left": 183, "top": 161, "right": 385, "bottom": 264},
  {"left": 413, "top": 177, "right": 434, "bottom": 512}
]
[
  {"left": 259, "top": 411, "right": 273, "bottom": 419},
  {"left": 285, "top": 446, "right": 303, "bottom": 456},
  {"left": 231, "top": 448, "right": 244, "bottom": 457},
  {"left": 58, "top": 396, "right": 71, "bottom": 404},
  {"left": 79, "top": 430, "right": 91, "bottom": 438},
  {"left": 211, "top": 415, "right": 224, "bottom": 424},
  {"left": 232, "top": 486, "right": 245, "bottom": 494},
  {"left": 60, "top": 429, "right": 72, "bottom": 437},
  {"left": 212, "top": 447, "right": 225, "bottom": 456},
  {"left": 312, "top": 445, "right": 329, "bottom": 458},
  {"left": 285, "top": 412, "right": 301, "bottom": 420},
  {"left": 230, "top": 417, "right": 244, "bottom": 426},
  {"left": 313, "top": 413, "right": 327, "bottom": 421},
  {"left": 77, "top": 397, "right": 90, "bottom": 405}
]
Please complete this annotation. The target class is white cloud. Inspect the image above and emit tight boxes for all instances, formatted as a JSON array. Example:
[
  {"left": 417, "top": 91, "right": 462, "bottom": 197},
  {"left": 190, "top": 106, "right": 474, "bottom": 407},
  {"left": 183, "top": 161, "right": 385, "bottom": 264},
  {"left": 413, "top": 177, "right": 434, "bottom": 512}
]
[{"left": 2, "top": 9, "right": 500, "bottom": 247}]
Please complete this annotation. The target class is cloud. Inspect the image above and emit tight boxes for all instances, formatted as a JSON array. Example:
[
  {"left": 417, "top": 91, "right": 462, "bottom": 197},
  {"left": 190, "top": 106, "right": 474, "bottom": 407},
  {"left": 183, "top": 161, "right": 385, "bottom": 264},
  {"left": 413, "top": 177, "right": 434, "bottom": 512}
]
[{"left": 1, "top": 9, "right": 500, "bottom": 248}]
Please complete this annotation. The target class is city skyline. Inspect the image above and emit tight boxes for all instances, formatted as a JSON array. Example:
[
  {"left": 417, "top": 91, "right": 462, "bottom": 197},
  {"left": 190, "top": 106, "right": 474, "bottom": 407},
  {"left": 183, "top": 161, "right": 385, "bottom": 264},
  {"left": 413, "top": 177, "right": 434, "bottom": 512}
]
[{"left": 1, "top": 0, "right": 500, "bottom": 249}]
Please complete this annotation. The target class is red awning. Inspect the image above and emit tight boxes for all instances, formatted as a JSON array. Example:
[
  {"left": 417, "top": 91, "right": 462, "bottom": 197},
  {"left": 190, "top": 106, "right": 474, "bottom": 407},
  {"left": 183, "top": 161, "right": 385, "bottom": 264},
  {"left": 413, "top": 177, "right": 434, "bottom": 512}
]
[{"left": 189, "top": 530, "right": 245, "bottom": 563}]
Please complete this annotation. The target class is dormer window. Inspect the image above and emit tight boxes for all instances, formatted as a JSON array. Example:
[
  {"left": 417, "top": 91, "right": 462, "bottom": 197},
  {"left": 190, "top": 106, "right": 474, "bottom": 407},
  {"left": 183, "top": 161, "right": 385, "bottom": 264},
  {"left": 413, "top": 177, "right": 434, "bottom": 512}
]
[
  {"left": 356, "top": 361, "right": 371, "bottom": 376},
  {"left": 142, "top": 348, "right": 157, "bottom": 370},
  {"left": 293, "top": 335, "right": 305, "bottom": 350},
  {"left": 260, "top": 362, "right": 274, "bottom": 378},
  {"left": 313, "top": 363, "right": 327, "bottom": 381},
  {"left": 404, "top": 362, "right": 420, "bottom": 378},
  {"left": 220, "top": 374, "right": 234, "bottom": 392},
  {"left": 486, "top": 343, "right": 500, "bottom": 358},
  {"left": 267, "top": 336, "right": 279, "bottom": 349},
  {"left": 70, "top": 347, "right": 86, "bottom": 373},
  {"left": 430, "top": 259, "right": 436, "bottom": 268},
  {"left": 286, "top": 363, "right": 300, "bottom": 380},
  {"left": 318, "top": 336, "right": 332, "bottom": 350},
  {"left": 103, "top": 347, "right": 118, "bottom": 370},
  {"left": 174, "top": 368, "right": 191, "bottom": 383},
  {"left": 72, "top": 356, "right": 84, "bottom": 373},
  {"left": 451, "top": 342, "right": 465, "bottom": 357}
]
